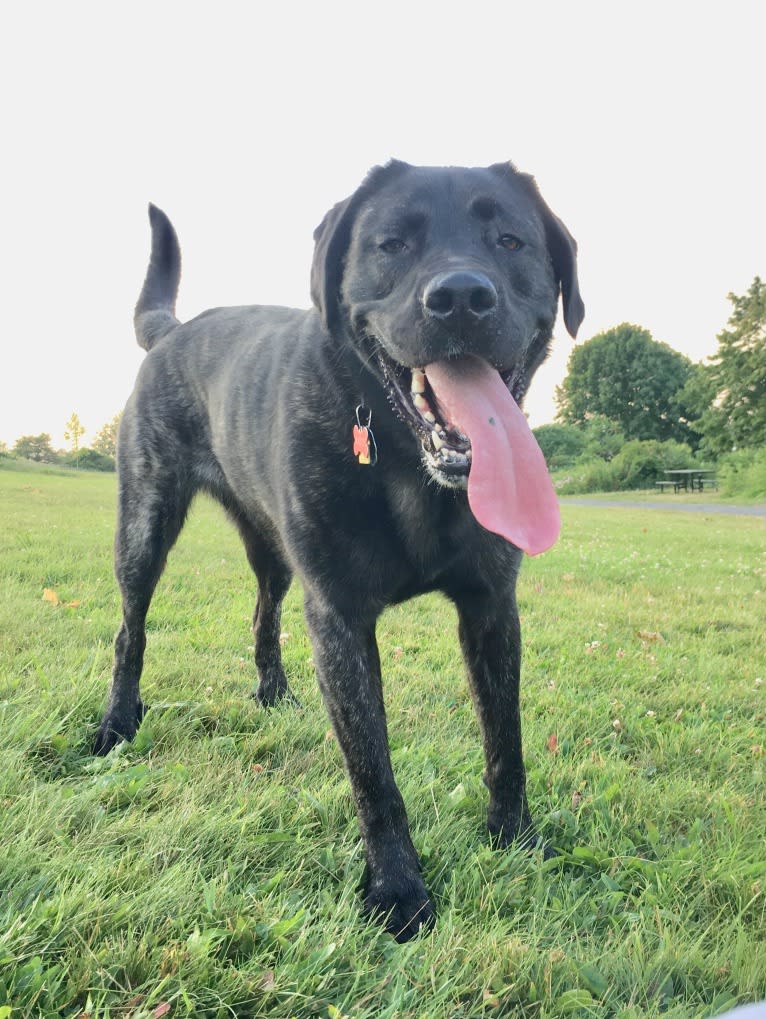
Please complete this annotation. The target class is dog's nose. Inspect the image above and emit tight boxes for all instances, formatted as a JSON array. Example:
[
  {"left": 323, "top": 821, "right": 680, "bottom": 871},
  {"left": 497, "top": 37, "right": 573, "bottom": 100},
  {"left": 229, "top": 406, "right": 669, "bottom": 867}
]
[{"left": 422, "top": 271, "right": 498, "bottom": 322}]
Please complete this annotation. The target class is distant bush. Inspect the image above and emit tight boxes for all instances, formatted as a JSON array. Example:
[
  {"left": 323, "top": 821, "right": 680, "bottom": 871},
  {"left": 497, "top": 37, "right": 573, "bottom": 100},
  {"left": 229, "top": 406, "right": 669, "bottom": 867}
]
[
  {"left": 534, "top": 423, "right": 586, "bottom": 469},
  {"left": 717, "top": 448, "right": 766, "bottom": 499},
  {"left": 60, "top": 448, "right": 115, "bottom": 472},
  {"left": 611, "top": 439, "right": 698, "bottom": 489},
  {"left": 553, "top": 439, "right": 697, "bottom": 494}
]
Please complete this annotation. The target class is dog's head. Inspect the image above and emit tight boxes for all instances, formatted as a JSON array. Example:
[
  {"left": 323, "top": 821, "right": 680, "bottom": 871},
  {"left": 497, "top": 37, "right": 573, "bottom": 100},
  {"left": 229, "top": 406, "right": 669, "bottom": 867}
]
[{"left": 311, "top": 160, "right": 584, "bottom": 552}]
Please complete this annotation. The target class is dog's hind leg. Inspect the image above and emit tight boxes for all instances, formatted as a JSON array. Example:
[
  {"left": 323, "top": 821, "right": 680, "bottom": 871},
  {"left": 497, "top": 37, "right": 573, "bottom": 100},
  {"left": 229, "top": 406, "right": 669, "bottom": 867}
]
[
  {"left": 94, "top": 472, "right": 192, "bottom": 754},
  {"left": 236, "top": 520, "right": 296, "bottom": 706}
]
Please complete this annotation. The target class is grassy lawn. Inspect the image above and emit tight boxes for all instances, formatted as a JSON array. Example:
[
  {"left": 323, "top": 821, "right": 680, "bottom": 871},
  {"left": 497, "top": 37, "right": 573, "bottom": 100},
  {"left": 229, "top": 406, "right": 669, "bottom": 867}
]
[
  {"left": 1, "top": 466, "right": 764, "bottom": 1018},
  {"left": 560, "top": 490, "right": 766, "bottom": 508}
]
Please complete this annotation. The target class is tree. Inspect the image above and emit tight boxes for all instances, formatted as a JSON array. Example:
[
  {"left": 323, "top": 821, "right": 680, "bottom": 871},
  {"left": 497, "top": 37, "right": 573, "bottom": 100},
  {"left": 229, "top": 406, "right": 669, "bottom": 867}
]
[
  {"left": 12, "top": 433, "right": 56, "bottom": 462},
  {"left": 556, "top": 323, "right": 696, "bottom": 444},
  {"left": 92, "top": 413, "right": 121, "bottom": 458},
  {"left": 64, "top": 412, "right": 86, "bottom": 468},
  {"left": 581, "top": 414, "right": 626, "bottom": 461},
  {"left": 673, "top": 362, "right": 716, "bottom": 442},
  {"left": 697, "top": 277, "right": 766, "bottom": 453}
]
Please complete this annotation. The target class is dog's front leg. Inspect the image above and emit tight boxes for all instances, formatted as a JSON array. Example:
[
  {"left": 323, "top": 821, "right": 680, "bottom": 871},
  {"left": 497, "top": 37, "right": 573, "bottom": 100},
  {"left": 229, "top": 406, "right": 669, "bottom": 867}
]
[
  {"left": 456, "top": 590, "right": 553, "bottom": 857},
  {"left": 304, "top": 596, "right": 434, "bottom": 942}
]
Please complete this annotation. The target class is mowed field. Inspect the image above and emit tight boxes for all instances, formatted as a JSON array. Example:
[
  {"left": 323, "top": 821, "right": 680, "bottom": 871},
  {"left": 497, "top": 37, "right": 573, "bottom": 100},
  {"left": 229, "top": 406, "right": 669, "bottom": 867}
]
[{"left": 1, "top": 465, "right": 764, "bottom": 1018}]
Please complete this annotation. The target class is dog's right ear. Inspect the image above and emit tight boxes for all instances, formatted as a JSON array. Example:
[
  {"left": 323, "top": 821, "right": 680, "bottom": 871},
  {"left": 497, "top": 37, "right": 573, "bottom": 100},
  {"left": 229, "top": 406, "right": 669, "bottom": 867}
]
[
  {"left": 310, "top": 197, "right": 356, "bottom": 336},
  {"left": 311, "top": 160, "right": 410, "bottom": 335}
]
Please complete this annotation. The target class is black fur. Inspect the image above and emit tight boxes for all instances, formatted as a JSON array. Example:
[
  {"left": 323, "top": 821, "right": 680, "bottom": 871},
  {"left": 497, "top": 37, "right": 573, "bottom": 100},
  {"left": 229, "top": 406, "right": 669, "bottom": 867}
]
[{"left": 95, "top": 160, "right": 583, "bottom": 942}]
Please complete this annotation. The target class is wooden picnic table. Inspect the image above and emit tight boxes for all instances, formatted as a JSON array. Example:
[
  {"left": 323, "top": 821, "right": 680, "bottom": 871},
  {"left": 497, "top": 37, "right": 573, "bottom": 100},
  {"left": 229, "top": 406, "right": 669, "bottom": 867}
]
[{"left": 661, "top": 468, "right": 717, "bottom": 492}]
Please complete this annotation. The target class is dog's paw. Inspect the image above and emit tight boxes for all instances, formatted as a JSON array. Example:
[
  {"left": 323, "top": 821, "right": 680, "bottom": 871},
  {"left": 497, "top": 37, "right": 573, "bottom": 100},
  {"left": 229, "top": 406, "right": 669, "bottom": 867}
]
[
  {"left": 253, "top": 681, "right": 301, "bottom": 709},
  {"left": 92, "top": 700, "right": 145, "bottom": 755},
  {"left": 489, "top": 815, "right": 556, "bottom": 859},
  {"left": 363, "top": 875, "right": 435, "bottom": 943}
]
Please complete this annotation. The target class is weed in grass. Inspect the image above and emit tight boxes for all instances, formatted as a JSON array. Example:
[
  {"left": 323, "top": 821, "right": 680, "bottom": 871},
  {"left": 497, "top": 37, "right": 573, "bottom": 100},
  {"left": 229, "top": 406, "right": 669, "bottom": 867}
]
[{"left": 1, "top": 469, "right": 765, "bottom": 1017}]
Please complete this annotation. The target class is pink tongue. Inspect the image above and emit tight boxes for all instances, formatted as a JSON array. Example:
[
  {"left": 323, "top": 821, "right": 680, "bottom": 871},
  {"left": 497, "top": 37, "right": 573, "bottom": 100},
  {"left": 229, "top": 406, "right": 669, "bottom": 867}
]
[{"left": 425, "top": 357, "right": 560, "bottom": 556}]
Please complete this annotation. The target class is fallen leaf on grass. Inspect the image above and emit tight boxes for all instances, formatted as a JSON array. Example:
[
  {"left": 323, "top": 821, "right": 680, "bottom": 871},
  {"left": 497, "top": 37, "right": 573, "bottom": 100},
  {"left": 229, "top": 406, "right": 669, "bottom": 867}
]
[
  {"left": 153, "top": 1004, "right": 172, "bottom": 1018},
  {"left": 546, "top": 733, "right": 558, "bottom": 754},
  {"left": 482, "top": 989, "right": 502, "bottom": 1007},
  {"left": 446, "top": 782, "right": 471, "bottom": 810},
  {"left": 42, "top": 588, "right": 80, "bottom": 608},
  {"left": 637, "top": 630, "right": 665, "bottom": 643},
  {"left": 571, "top": 790, "right": 583, "bottom": 810},
  {"left": 260, "top": 971, "right": 276, "bottom": 991}
]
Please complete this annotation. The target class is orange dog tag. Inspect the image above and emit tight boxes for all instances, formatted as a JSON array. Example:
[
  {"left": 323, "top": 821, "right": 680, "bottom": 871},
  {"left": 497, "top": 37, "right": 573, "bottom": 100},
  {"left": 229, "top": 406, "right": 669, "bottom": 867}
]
[
  {"left": 353, "top": 406, "right": 377, "bottom": 465},
  {"left": 353, "top": 424, "right": 371, "bottom": 464}
]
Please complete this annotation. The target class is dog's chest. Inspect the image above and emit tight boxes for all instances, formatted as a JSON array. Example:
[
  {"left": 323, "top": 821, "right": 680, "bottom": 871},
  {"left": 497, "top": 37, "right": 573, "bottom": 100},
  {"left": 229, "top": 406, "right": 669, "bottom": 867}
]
[{"left": 385, "top": 475, "right": 475, "bottom": 588}]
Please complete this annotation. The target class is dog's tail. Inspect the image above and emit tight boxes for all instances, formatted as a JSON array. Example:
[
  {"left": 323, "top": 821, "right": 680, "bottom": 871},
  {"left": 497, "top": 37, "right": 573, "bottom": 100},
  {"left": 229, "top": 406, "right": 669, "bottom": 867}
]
[{"left": 134, "top": 204, "right": 182, "bottom": 351}]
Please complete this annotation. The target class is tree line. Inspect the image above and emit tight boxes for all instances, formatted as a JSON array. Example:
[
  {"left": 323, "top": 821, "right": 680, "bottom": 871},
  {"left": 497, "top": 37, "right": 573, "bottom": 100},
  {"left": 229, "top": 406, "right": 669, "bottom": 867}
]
[
  {"left": 533, "top": 277, "right": 766, "bottom": 495},
  {"left": 2, "top": 413, "right": 121, "bottom": 471}
]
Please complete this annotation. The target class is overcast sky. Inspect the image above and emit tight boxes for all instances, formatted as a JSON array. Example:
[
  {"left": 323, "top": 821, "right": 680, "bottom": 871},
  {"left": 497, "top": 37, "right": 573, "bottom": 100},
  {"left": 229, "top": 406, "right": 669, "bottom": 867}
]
[{"left": 2, "top": 1, "right": 764, "bottom": 448}]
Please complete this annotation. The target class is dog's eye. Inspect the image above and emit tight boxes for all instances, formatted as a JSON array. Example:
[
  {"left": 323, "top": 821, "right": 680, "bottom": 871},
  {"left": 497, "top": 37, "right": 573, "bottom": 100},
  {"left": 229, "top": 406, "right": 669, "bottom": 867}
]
[
  {"left": 379, "top": 238, "right": 407, "bottom": 254},
  {"left": 498, "top": 233, "right": 524, "bottom": 251}
]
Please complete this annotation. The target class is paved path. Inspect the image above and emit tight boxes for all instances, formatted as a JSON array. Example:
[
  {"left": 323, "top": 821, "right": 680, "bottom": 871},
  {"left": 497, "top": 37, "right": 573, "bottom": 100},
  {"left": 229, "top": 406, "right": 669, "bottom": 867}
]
[{"left": 561, "top": 498, "right": 766, "bottom": 518}]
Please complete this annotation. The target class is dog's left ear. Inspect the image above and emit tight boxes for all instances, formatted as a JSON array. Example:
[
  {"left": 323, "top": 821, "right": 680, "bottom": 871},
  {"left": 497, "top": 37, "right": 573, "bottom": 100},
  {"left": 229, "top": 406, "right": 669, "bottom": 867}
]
[
  {"left": 311, "top": 160, "right": 411, "bottom": 335},
  {"left": 542, "top": 208, "right": 585, "bottom": 339},
  {"left": 490, "top": 163, "right": 585, "bottom": 338}
]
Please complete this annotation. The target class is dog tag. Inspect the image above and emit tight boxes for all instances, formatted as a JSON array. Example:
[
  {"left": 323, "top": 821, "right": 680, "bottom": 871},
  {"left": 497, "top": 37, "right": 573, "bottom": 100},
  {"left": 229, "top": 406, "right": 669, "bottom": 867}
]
[{"left": 353, "top": 406, "right": 377, "bottom": 465}]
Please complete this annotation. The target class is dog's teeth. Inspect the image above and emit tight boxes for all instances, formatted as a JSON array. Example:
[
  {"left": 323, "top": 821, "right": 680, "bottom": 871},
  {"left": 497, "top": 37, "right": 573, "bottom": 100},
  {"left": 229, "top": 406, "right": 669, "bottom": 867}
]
[
  {"left": 410, "top": 369, "right": 426, "bottom": 394},
  {"left": 432, "top": 430, "right": 443, "bottom": 450},
  {"left": 413, "top": 394, "right": 429, "bottom": 413},
  {"left": 423, "top": 411, "right": 436, "bottom": 423}
]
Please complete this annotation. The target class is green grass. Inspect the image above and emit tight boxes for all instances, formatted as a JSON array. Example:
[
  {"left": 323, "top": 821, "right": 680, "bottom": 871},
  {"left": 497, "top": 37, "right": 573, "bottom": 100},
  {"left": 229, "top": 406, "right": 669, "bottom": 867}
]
[
  {"left": 1, "top": 468, "right": 764, "bottom": 1018},
  {"left": 561, "top": 489, "right": 765, "bottom": 507}
]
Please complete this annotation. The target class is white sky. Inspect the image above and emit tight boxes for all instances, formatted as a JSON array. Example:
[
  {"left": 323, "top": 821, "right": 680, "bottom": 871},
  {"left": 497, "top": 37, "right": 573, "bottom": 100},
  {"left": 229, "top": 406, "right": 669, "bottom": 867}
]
[{"left": 2, "top": 1, "right": 764, "bottom": 448}]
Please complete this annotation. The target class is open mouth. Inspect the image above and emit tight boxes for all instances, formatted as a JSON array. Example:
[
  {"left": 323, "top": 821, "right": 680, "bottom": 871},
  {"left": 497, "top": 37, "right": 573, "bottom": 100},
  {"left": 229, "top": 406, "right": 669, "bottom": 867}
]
[
  {"left": 378, "top": 356, "right": 470, "bottom": 480},
  {"left": 376, "top": 350, "right": 521, "bottom": 484},
  {"left": 372, "top": 344, "right": 561, "bottom": 557}
]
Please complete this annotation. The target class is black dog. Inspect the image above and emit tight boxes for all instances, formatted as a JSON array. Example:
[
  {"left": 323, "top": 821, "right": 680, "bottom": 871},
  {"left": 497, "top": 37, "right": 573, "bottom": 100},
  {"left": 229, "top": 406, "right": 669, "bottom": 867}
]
[{"left": 95, "top": 160, "right": 583, "bottom": 941}]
